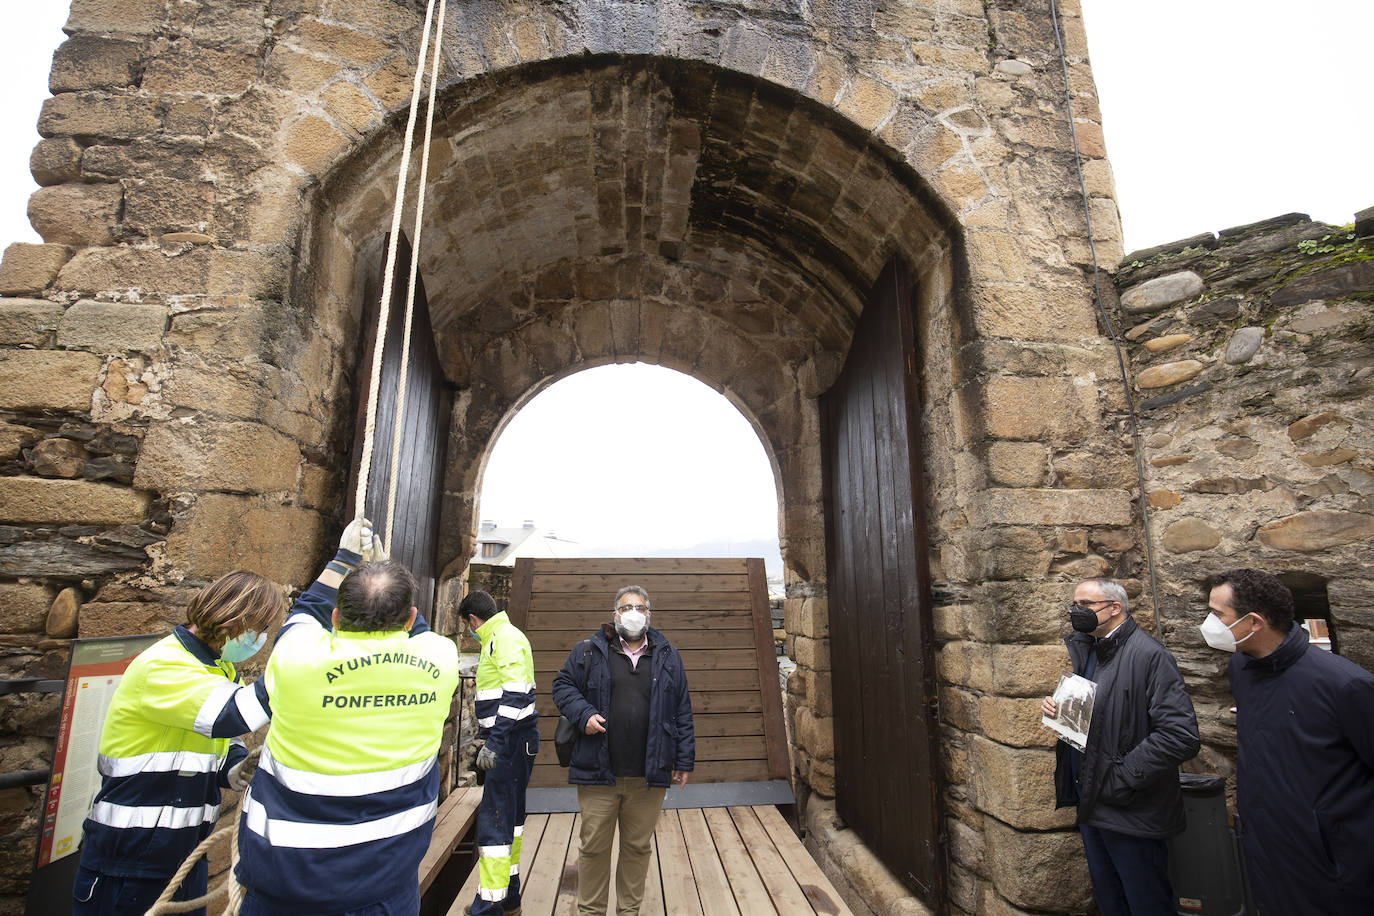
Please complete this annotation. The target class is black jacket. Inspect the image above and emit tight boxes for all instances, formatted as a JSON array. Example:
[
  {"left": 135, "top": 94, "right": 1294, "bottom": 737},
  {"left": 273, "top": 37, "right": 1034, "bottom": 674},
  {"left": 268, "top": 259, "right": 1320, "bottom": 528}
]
[
  {"left": 1053, "top": 617, "right": 1200, "bottom": 838},
  {"left": 1230, "top": 624, "right": 1374, "bottom": 915},
  {"left": 551, "top": 625, "right": 695, "bottom": 788}
]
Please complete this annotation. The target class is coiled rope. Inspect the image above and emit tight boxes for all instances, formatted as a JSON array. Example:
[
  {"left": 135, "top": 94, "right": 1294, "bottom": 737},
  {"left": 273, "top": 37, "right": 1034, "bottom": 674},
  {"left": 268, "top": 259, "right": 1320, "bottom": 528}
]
[{"left": 148, "top": 0, "right": 446, "bottom": 910}]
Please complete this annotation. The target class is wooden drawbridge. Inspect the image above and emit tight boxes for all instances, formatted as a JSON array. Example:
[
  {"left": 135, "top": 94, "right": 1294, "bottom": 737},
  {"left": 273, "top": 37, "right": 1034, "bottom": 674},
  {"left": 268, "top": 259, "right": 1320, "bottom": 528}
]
[{"left": 418, "top": 558, "right": 852, "bottom": 915}]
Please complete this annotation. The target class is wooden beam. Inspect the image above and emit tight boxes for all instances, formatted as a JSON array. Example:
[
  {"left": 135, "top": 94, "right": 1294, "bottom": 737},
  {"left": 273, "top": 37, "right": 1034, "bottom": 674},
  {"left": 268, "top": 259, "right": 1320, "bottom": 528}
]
[
  {"left": 418, "top": 786, "right": 481, "bottom": 894},
  {"left": 748, "top": 558, "right": 789, "bottom": 780}
]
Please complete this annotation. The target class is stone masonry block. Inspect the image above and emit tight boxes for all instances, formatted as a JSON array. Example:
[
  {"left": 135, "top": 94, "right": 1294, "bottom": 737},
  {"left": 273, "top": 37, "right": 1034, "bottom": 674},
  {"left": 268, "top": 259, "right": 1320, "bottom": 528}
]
[
  {"left": 973, "top": 283, "right": 1098, "bottom": 342},
  {"left": 0, "top": 582, "right": 53, "bottom": 634},
  {"left": 987, "top": 441, "right": 1048, "bottom": 487},
  {"left": 0, "top": 243, "right": 71, "bottom": 295},
  {"left": 0, "top": 477, "right": 149, "bottom": 525},
  {"left": 791, "top": 635, "right": 830, "bottom": 672},
  {"left": 977, "top": 695, "right": 1055, "bottom": 748},
  {"left": 30, "top": 138, "right": 83, "bottom": 186},
  {"left": 65, "top": 0, "right": 166, "bottom": 36},
  {"left": 0, "top": 349, "right": 101, "bottom": 411},
  {"left": 164, "top": 494, "right": 325, "bottom": 586},
  {"left": 983, "top": 818, "right": 1093, "bottom": 913},
  {"left": 794, "top": 707, "right": 834, "bottom": 760},
  {"left": 968, "top": 736, "right": 1074, "bottom": 831},
  {"left": 28, "top": 184, "right": 122, "bottom": 247},
  {"left": 39, "top": 93, "right": 161, "bottom": 141},
  {"left": 982, "top": 376, "right": 1099, "bottom": 441},
  {"left": 0, "top": 299, "right": 65, "bottom": 346},
  {"left": 49, "top": 36, "right": 144, "bottom": 92},
  {"left": 134, "top": 421, "right": 300, "bottom": 494},
  {"left": 78, "top": 600, "right": 180, "bottom": 640},
  {"left": 57, "top": 300, "right": 168, "bottom": 352},
  {"left": 979, "top": 488, "right": 1134, "bottom": 526}
]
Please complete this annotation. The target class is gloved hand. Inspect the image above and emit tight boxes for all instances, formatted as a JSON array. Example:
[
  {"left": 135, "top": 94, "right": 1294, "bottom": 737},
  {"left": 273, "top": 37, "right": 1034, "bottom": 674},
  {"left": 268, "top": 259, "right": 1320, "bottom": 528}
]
[
  {"left": 369, "top": 534, "right": 389, "bottom": 563},
  {"left": 228, "top": 758, "right": 252, "bottom": 791},
  {"left": 475, "top": 745, "right": 497, "bottom": 771},
  {"left": 341, "top": 517, "right": 374, "bottom": 556}
]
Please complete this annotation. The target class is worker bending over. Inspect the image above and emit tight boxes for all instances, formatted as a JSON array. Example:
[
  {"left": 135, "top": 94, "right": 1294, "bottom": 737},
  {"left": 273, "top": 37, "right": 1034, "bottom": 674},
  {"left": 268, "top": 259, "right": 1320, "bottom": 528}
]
[
  {"left": 73, "top": 571, "right": 285, "bottom": 915},
  {"left": 234, "top": 521, "right": 459, "bottom": 914},
  {"left": 460, "top": 589, "right": 538, "bottom": 916}
]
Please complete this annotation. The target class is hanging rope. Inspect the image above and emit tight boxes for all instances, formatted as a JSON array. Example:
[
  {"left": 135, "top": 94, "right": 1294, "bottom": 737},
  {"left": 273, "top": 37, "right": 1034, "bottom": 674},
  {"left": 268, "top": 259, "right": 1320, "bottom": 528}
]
[
  {"left": 144, "top": 749, "right": 259, "bottom": 916},
  {"left": 385, "top": 0, "right": 448, "bottom": 543},
  {"left": 149, "top": 6, "right": 447, "bottom": 912},
  {"left": 354, "top": 0, "right": 443, "bottom": 543}
]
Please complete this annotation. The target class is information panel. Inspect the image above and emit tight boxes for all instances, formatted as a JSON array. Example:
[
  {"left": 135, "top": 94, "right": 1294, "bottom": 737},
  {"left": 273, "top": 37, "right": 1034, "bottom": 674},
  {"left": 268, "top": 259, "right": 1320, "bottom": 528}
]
[{"left": 36, "top": 634, "right": 162, "bottom": 867}]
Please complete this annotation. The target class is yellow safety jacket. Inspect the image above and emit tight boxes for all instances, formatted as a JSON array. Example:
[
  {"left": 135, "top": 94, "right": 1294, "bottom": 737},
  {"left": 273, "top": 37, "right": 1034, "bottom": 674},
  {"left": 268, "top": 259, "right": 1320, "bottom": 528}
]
[
  {"left": 473, "top": 610, "right": 537, "bottom": 755},
  {"left": 78, "top": 626, "right": 269, "bottom": 878},
  {"left": 234, "top": 551, "right": 459, "bottom": 912}
]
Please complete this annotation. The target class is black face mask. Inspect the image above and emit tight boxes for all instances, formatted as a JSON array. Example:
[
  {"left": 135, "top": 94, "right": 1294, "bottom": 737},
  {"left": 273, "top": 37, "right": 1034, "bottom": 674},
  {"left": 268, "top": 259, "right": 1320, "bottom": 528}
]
[{"left": 1069, "top": 603, "right": 1102, "bottom": 633}]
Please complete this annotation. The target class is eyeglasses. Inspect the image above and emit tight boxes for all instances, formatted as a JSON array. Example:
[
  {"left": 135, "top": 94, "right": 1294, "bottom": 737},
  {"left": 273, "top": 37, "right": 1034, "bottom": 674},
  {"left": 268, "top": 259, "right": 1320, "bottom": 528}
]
[
  {"left": 615, "top": 604, "right": 649, "bottom": 613},
  {"left": 1068, "top": 600, "right": 1114, "bottom": 611}
]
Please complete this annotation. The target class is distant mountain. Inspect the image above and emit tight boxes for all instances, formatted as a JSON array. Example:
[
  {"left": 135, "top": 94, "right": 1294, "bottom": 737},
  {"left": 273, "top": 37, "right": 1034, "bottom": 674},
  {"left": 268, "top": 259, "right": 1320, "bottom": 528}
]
[{"left": 585, "top": 537, "right": 782, "bottom": 578}]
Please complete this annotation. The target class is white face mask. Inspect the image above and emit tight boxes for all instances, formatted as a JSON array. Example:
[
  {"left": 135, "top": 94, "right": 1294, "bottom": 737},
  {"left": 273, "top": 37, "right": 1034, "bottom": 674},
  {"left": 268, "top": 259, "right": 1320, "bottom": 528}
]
[
  {"left": 1199, "top": 612, "right": 1255, "bottom": 653},
  {"left": 615, "top": 608, "right": 648, "bottom": 640}
]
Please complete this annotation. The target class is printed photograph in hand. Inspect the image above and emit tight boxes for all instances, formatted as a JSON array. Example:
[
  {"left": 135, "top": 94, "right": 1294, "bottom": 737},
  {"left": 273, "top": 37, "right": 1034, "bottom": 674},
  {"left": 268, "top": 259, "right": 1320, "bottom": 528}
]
[{"left": 1044, "top": 672, "right": 1097, "bottom": 751}]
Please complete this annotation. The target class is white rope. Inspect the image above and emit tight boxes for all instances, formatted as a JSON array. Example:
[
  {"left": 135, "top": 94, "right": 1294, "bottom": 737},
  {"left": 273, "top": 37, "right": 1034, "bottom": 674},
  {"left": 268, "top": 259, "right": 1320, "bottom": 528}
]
[
  {"left": 385, "top": 0, "right": 447, "bottom": 542},
  {"left": 354, "top": 0, "right": 441, "bottom": 531}
]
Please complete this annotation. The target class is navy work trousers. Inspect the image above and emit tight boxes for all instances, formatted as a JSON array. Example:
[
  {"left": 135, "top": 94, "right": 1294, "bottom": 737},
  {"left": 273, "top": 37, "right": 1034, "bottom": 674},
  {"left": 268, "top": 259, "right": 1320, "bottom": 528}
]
[
  {"left": 1079, "top": 824, "right": 1175, "bottom": 916},
  {"left": 73, "top": 859, "right": 207, "bottom": 916},
  {"left": 470, "top": 726, "right": 539, "bottom": 916}
]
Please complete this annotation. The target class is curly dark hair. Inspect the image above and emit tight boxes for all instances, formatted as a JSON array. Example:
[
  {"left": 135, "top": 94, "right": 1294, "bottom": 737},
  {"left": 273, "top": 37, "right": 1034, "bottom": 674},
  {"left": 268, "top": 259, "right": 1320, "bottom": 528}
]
[
  {"left": 458, "top": 589, "right": 498, "bottom": 622},
  {"left": 336, "top": 560, "right": 416, "bottom": 632},
  {"left": 1203, "top": 568, "right": 1294, "bottom": 632}
]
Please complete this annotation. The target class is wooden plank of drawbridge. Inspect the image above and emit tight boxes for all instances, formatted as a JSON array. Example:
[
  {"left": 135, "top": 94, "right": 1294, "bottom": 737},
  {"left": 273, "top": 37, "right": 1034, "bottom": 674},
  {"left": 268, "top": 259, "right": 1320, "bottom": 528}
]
[
  {"left": 703, "top": 806, "right": 778, "bottom": 915},
  {"left": 753, "top": 805, "right": 853, "bottom": 915},
  {"left": 529, "top": 558, "right": 750, "bottom": 575},
  {"left": 727, "top": 806, "right": 818, "bottom": 916},
  {"left": 532, "top": 648, "right": 758, "bottom": 671},
  {"left": 519, "top": 811, "right": 576, "bottom": 915},
  {"left": 528, "top": 593, "right": 754, "bottom": 613},
  {"left": 677, "top": 808, "right": 741, "bottom": 916},
  {"left": 642, "top": 832, "right": 666, "bottom": 916},
  {"left": 529, "top": 573, "right": 750, "bottom": 594},
  {"left": 528, "top": 627, "right": 755, "bottom": 651},
  {"left": 530, "top": 758, "right": 771, "bottom": 788},
  {"left": 655, "top": 810, "right": 705, "bottom": 916},
  {"left": 419, "top": 786, "right": 482, "bottom": 894},
  {"left": 527, "top": 608, "right": 753, "bottom": 628},
  {"left": 747, "top": 558, "right": 789, "bottom": 780},
  {"left": 552, "top": 813, "right": 581, "bottom": 916}
]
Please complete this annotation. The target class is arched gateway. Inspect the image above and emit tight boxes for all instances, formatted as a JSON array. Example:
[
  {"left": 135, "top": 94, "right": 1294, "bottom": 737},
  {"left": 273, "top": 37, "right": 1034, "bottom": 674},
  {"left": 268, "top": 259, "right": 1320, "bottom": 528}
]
[{"left": 1, "top": 4, "right": 1136, "bottom": 913}]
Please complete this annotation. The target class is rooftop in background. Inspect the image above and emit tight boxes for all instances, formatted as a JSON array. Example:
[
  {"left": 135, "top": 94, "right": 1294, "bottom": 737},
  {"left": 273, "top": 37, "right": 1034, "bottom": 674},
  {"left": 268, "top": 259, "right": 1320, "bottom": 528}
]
[{"left": 474, "top": 519, "right": 581, "bottom": 567}]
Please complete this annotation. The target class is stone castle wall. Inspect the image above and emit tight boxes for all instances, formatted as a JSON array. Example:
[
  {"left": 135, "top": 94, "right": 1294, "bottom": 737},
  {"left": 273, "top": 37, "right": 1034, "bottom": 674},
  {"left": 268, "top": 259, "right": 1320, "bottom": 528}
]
[
  {"left": 0, "top": 2, "right": 1143, "bottom": 913},
  {"left": 1112, "top": 208, "right": 1374, "bottom": 782}
]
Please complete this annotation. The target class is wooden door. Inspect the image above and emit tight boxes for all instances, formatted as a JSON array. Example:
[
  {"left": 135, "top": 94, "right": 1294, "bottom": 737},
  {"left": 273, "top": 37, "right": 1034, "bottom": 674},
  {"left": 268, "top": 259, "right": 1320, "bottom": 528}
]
[
  {"left": 345, "top": 235, "right": 452, "bottom": 620},
  {"left": 819, "top": 257, "right": 944, "bottom": 904}
]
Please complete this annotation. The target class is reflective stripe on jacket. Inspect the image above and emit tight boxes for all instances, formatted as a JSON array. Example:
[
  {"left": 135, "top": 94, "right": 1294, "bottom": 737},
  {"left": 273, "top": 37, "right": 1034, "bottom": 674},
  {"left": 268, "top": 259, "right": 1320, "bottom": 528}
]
[
  {"left": 79, "top": 626, "right": 264, "bottom": 879},
  {"left": 234, "top": 552, "right": 459, "bottom": 912},
  {"left": 473, "top": 611, "right": 538, "bottom": 756}
]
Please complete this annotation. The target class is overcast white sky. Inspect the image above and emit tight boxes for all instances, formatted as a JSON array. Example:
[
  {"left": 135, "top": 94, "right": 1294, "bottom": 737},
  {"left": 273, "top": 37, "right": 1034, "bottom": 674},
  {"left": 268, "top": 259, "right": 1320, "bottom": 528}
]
[{"left": 0, "top": 2, "right": 1366, "bottom": 554}]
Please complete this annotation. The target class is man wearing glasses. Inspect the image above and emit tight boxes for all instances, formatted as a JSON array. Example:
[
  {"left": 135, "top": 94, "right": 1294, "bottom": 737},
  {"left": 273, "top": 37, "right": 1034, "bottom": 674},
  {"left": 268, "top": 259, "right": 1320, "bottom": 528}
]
[
  {"left": 552, "top": 586, "right": 694, "bottom": 916},
  {"left": 1040, "top": 578, "right": 1199, "bottom": 916}
]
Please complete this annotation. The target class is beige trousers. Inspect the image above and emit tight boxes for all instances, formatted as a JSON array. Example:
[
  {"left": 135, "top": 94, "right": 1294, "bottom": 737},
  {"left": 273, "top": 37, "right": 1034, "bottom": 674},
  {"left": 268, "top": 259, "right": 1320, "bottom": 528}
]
[{"left": 576, "top": 779, "right": 668, "bottom": 916}]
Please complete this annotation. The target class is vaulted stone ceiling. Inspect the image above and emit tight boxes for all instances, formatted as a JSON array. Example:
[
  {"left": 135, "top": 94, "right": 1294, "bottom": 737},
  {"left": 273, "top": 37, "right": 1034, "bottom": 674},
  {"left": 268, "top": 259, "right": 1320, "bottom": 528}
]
[{"left": 322, "top": 56, "right": 955, "bottom": 385}]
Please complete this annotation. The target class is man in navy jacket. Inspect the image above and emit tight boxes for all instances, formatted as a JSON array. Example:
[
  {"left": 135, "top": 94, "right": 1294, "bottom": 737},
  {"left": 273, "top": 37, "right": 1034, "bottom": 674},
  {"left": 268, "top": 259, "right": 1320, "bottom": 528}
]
[
  {"left": 552, "top": 585, "right": 693, "bottom": 916},
  {"left": 1202, "top": 569, "right": 1374, "bottom": 914}
]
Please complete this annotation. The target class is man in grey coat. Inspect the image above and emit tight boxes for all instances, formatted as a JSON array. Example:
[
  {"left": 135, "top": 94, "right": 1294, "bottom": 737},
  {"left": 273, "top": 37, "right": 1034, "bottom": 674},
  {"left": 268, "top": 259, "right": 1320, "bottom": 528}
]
[{"left": 1041, "top": 578, "right": 1200, "bottom": 916}]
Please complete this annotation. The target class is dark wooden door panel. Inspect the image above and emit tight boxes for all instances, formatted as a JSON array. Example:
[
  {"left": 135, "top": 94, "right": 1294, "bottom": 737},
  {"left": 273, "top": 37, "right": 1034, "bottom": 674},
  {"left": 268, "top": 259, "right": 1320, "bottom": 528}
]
[
  {"left": 820, "top": 258, "right": 944, "bottom": 905},
  {"left": 346, "top": 234, "right": 451, "bottom": 620}
]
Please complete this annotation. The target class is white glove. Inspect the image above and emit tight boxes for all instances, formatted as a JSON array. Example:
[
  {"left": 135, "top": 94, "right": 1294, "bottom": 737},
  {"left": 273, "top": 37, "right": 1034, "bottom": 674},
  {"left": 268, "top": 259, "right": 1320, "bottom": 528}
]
[
  {"left": 368, "top": 534, "right": 389, "bottom": 563},
  {"left": 228, "top": 758, "right": 251, "bottom": 791},
  {"left": 341, "top": 518, "right": 374, "bottom": 556},
  {"left": 475, "top": 746, "right": 497, "bottom": 771}
]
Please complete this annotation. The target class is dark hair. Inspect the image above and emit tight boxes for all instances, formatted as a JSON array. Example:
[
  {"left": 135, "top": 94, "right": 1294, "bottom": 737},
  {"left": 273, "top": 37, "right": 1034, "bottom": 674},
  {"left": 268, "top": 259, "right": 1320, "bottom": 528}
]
[
  {"left": 458, "top": 589, "right": 498, "bottom": 622},
  {"left": 1204, "top": 568, "right": 1294, "bottom": 632},
  {"left": 336, "top": 560, "right": 416, "bottom": 631}
]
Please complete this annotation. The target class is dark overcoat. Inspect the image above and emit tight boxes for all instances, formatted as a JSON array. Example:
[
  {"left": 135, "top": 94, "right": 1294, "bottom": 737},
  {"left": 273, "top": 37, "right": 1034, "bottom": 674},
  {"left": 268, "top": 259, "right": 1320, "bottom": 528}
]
[
  {"left": 1053, "top": 616, "right": 1201, "bottom": 838},
  {"left": 1230, "top": 624, "right": 1374, "bottom": 915},
  {"left": 551, "top": 625, "right": 695, "bottom": 788}
]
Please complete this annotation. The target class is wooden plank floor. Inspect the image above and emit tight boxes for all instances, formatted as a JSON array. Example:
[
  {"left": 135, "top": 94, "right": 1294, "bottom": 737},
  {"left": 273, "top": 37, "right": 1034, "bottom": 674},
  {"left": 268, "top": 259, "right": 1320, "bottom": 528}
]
[{"left": 443, "top": 805, "right": 852, "bottom": 915}]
